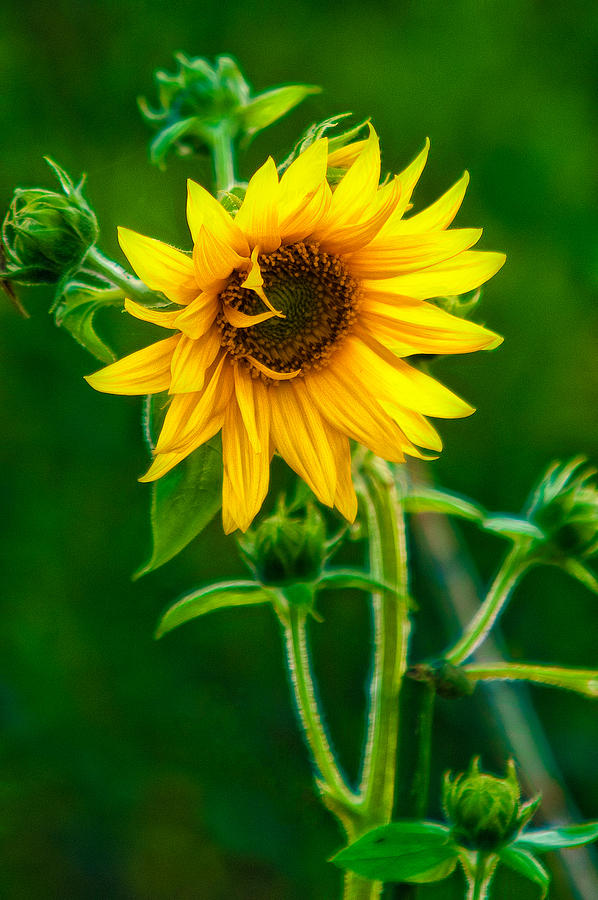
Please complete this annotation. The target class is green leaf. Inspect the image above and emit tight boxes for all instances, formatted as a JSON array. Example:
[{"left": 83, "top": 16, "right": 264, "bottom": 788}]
[
  {"left": 54, "top": 281, "right": 122, "bottom": 362},
  {"left": 156, "top": 580, "right": 273, "bottom": 638},
  {"left": 135, "top": 434, "right": 223, "bottom": 578},
  {"left": 404, "top": 487, "right": 485, "bottom": 523},
  {"left": 332, "top": 822, "right": 458, "bottom": 883},
  {"left": 499, "top": 846, "right": 550, "bottom": 898},
  {"left": 482, "top": 515, "right": 544, "bottom": 541},
  {"left": 316, "top": 569, "right": 397, "bottom": 596},
  {"left": 240, "top": 85, "right": 321, "bottom": 138},
  {"left": 149, "top": 116, "right": 198, "bottom": 168},
  {"left": 515, "top": 822, "right": 598, "bottom": 852}
]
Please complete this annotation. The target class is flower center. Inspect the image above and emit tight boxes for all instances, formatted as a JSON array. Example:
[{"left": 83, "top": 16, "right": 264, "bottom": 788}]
[{"left": 217, "top": 241, "right": 360, "bottom": 379}]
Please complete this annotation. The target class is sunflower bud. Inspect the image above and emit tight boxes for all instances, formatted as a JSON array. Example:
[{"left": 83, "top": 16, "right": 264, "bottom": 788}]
[
  {"left": 238, "top": 502, "right": 327, "bottom": 588},
  {"left": 526, "top": 458, "right": 598, "bottom": 563},
  {"left": 443, "top": 759, "right": 538, "bottom": 851},
  {"left": 1, "top": 159, "right": 98, "bottom": 286},
  {"left": 140, "top": 52, "right": 319, "bottom": 169}
]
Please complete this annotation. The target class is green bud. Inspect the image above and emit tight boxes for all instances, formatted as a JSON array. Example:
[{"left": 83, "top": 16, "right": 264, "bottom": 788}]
[
  {"left": 407, "top": 661, "right": 475, "bottom": 699},
  {"left": 238, "top": 501, "right": 327, "bottom": 588},
  {"left": 443, "top": 759, "right": 534, "bottom": 851},
  {"left": 1, "top": 159, "right": 98, "bottom": 286},
  {"left": 526, "top": 458, "right": 598, "bottom": 562},
  {"left": 140, "top": 53, "right": 319, "bottom": 169}
]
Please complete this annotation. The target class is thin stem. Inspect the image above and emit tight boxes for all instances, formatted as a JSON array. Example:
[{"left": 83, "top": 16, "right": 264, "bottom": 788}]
[
  {"left": 462, "top": 662, "right": 598, "bottom": 698},
  {"left": 85, "top": 247, "right": 157, "bottom": 305},
  {"left": 444, "top": 544, "right": 531, "bottom": 665},
  {"left": 283, "top": 606, "right": 359, "bottom": 816},
  {"left": 211, "top": 123, "right": 236, "bottom": 193},
  {"left": 465, "top": 853, "right": 496, "bottom": 900}
]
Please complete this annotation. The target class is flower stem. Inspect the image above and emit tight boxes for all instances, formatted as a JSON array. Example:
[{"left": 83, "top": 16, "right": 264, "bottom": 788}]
[
  {"left": 462, "top": 662, "right": 598, "bottom": 698},
  {"left": 465, "top": 853, "right": 496, "bottom": 900},
  {"left": 283, "top": 606, "right": 360, "bottom": 819},
  {"left": 211, "top": 123, "right": 237, "bottom": 193},
  {"left": 85, "top": 246, "right": 157, "bottom": 305},
  {"left": 444, "top": 543, "right": 532, "bottom": 665}
]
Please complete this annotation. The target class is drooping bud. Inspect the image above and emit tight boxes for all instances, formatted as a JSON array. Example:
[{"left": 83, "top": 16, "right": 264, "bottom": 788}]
[
  {"left": 442, "top": 759, "right": 538, "bottom": 851},
  {"left": 139, "top": 53, "right": 319, "bottom": 170},
  {"left": 237, "top": 501, "right": 327, "bottom": 589},
  {"left": 1, "top": 159, "right": 98, "bottom": 286},
  {"left": 526, "top": 458, "right": 598, "bottom": 564}
]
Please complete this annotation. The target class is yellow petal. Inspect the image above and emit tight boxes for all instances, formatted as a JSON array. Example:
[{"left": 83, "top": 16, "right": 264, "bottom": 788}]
[
  {"left": 270, "top": 382, "right": 337, "bottom": 506},
  {"left": 278, "top": 138, "right": 328, "bottom": 233},
  {"left": 386, "top": 172, "right": 470, "bottom": 235},
  {"left": 117, "top": 227, "right": 198, "bottom": 305},
  {"left": 175, "top": 291, "right": 220, "bottom": 340},
  {"left": 222, "top": 390, "right": 271, "bottom": 532},
  {"left": 346, "top": 331, "right": 474, "bottom": 418},
  {"left": 317, "top": 176, "right": 401, "bottom": 255},
  {"left": 305, "top": 364, "right": 407, "bottom": 463},
  {"left": 378, "top": 399, "right": 443, "bottom": 452},
  {"left": 318, "top": 124, "right": 380, "bottom": 232},
  {"left": 363, "top": 250, "right": 507, "bottom": 301},
  {"left": 326, "top": 428, "right": 357, "bottom": 522},
  {"left": 247, "top": 356, "right": 301, "bottom": 381},
  {"left": 124, "top": 298, "right": 182, "bottom": 330},
  {"left": 233, "top": 364, "right": 261, "bottom": 452},
  {"left": 279, "top": 178, "right": 332, "bottom": 245},
  {"left": 223, "top": 305, "right": 278, "bottom": 328},
  {"left": 360, "top": 299, "right": 503, "bottom": 356},
  {"left": 234, "top": 157, "right": 280, "bottom": 253},
  {"left": 186, "top": 178, "right": 249, "bottom": 255},
  {"left": 155, "top": 355, "right": 232, "bottom": 452},
  {"left": 241, "top": 248, "right": 283, "bottom": 316},
  {"left": 193, "top": 224, "right": 248, "bottom": 291},
  {"left": 326, "top": 139, "right": 368, "bottom": 169},
  {"left": 169, "top": 329, "right": 222, "bottom": 393},
  {"left": 390, "top": 139, "right": 430, "bottom": 221},
  {"left": 347, "top": 228, "right": 482, "bottom": 279},
  {"left": 85, "top": 334, "right": 179, "bottom": 395}
]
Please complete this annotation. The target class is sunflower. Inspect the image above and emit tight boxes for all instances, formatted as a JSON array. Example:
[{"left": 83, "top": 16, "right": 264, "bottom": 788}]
[{"left": 86, "top": 126, "right": 504, "bottom": 532}]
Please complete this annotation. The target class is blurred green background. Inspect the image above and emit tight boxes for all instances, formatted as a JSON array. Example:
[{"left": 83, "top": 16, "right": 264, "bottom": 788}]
[{"left": 2, "top": 0, "right": 598, "bottom": 897}]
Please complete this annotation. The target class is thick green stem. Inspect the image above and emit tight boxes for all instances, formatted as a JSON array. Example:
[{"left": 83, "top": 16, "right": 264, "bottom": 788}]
[
  {"left": 444, "top": 544, "right": 531, "bottom": 665},
  {"left": 85, "top": 247, "right": 157, "bottom": 305},
  {"left": 283, "top": 606, "right": 360, "bottom": 818},
  {"left": 211, "top": 123, "right": 236, "bottom": 193},
  {"left": 465, "top": 853, "right": 496, "bottom": 900}
]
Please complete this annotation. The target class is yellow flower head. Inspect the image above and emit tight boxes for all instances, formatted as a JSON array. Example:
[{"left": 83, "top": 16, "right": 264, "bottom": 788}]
[{"left": 86, "top": 127, "right": 505, "bottom": 533}]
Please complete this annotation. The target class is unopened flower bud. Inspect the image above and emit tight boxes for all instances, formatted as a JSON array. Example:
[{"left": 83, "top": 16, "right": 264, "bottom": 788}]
[
  {"left": 1, "top": 160, "right": 98, "bottom": 286},
  {"left": 238, "top": 502, "right": 326, "bottom": 588},
  {"left": 443, "top": 759, "right": 527, "bottom": 850}
]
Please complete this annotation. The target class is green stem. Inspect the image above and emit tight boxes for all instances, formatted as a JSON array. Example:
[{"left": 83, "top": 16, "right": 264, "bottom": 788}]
[
  {"left": 444, "top": 544, "right": 531, "bottom": 665},
  {"left": 283, "top": 606, "right": 360, "bottom": 819},
  {"left": 211, "top": 123, "right": 236, "bottom": 193},
  {"left": 462, "top": 662, "right": 598, "bottom": 698},
  {"left": 85, "top": 247, "right": 157, "bottom": 305},
  {"left": 465, "top": 853, "right": 496, "bottom": 900}
]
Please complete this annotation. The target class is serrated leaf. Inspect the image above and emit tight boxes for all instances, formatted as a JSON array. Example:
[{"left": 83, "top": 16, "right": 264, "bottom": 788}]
[
  {"left": 515, "top": 822, "right": 598, "bottom": 852},
  {"left": 332, "top": 822, "right": 458, "bottom": 883},
  {"left": 240, "top": 85, "right": 321, "bottom": 137},
  {"left": 156, "top": 580, "right": 273, "bottom": 638},
  {"left": 482, "top": 515, "right": 544, "bottom": 541},
  {"left": 316, "top": 569, "right": 397, "bottom": 596},
  {"left": 404, "top": 487, "right": 486, "bottom": 522},
  {"left": 135, "top": 435, "right": 223, "bottom": 578},
  {"left": 499, "top": 846, "right": 549, "bottom": 898},
  {"left": 149, "top": 116, "right": 198, "bottom": 168}
]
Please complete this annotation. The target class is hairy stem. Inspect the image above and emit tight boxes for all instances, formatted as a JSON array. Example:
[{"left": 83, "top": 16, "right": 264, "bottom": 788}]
[
  {"left": 85, "top": 247, "right": 157, "bottom": 305},
  {"left": 444, "top": 544, "right": 531, "bottom": 665},
  {"left": 211, "top": 122, "right": 237, "bottom": 193}
]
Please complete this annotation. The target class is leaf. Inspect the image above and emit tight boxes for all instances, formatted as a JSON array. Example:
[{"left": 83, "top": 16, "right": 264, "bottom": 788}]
[
  {"left": 482, "top": 515, "right": 544, "bottom": 541},
  {"left": 499, "top": 846, "right": 550, "bottom": 898},
  {"left": 135, "top": 434, "right": 223, "bottom": 578},
  {"left": 156, "top": 580, "right": 273, "bottom": 638},
  {"left": 404, "top": 487, "right": 486, "bottom": 523},
  {"left": 149, "top": 116, "right": 198, "bottom": 168},
  {"left": 515, "top": 822, "right": 598, "bottom": 852},
  {"left": 332, "top": 822, "right": 458, "bottom": 883},
  {"left": 54, "top": 281, "right": 122, "bottom": 362},
  {"left": 240, "top": 85, "right": 321, "bottom": 137},
  {"left": 316, "top": 569, "right": 397, "bottom": 596}
]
